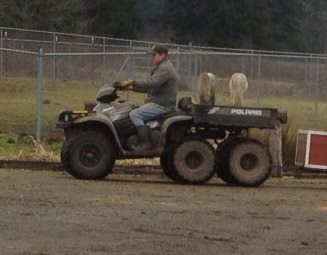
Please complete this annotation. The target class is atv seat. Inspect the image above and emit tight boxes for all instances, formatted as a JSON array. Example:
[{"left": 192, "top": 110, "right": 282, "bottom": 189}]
[
  {"left": 147, "top": 97, "right": 192, "bottom": 122},
  {"left": 148, "top": 109, "right": 183, "bottom": 122}
]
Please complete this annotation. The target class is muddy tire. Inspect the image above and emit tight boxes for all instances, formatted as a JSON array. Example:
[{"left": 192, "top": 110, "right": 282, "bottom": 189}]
[
  {"left": 215, "top": 138, "right": 240, "bottom": 185},
  {"left": 61, "top": 141, "right": 71, "bottom": 173},
  {"left": 228, "top": 140, "right": 272, "bottom": 187},
  {"left": 61, "top": 130, "right": 116, "bottom": 180},
  {"left": 216, "top": 161, "right": 237, "bottom": 185},
  {"left": 160, "top": 145, "right": 184, "bottom": 182},
  {"left": 172, "top": 138, "right": 216, "bottom": 185}
]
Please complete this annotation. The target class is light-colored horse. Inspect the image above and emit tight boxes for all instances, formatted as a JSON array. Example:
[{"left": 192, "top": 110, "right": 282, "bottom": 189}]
[
  {"left": 229, "top": 73, "right": 248, "bottom": 106},
  {"left": 197, "top": 72, "right": 217, "bottom": 105}
]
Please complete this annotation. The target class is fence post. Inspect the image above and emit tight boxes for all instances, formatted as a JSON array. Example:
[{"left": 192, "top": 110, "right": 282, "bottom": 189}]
[
  {"left": 148, "top": 43, "right": 151, "bottom": 70},
  {"left": 53, "top": 33, "right": 57, "bottom": 81},
  {"left": 194, "top": 51, "right": 198, "bottom": 88},
  {"left": 188, "top": 42, "right": 193, "bottom": 89},
  {"left": 176, "top": 46, "right": 181, "bottom": 73},
  {"left": 69, "top": 43, "right": 72, "bottom": 80},
  {"left": 36, "top": 48, "right": 44, "bottom": 141},
  {"left": 0, "top": 28, "right": 3, "bottom": 78},
  {"left": 102, "top": 38, "right": 106, "bottom": 83},
  {"left": 4, "top": 31, "right": 7, "bottom": 79},
  {"left": 241, "top": 55, "right": 245, "bottom": 73},
  {"left": 304, "top": 57, "right": 308, "bottom": 87},
  {"left": 200, "top": 49, "right": 203, "bottom": 74},
  {"left": 256, "top": 54, "right": 262, "bottom": 106},
  {"left": 128, "top": 41, "right": 134, "bottom": 78},
  {"left": 250, "top": 50, "right": 254, "bottom": 79},
  {"left": 309, "top": 54, "right": 313, "bottom": 98},
  {"left": 269, "top": 121, "right": 283, "bottom": 177},
  {"left": 13, "top": 40, "right": 16, "bottom": 74},
  {"left": 91, "top": 36, "right": 95, "bottom": 85},
  {"left": 314, "top": 57, "right": 320, "bottom": 125},
  {"left": 127, "top": 41, "right": 134, "bottom": 101}
]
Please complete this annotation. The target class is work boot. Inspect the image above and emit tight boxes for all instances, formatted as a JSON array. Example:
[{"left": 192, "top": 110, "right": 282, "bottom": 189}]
[{"left": 132, "top": 126, "right": 153, "bottom": 151}]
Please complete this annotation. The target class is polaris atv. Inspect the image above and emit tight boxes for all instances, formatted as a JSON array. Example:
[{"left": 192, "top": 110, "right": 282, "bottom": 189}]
[{"left": 57, "top": 82, "right": 287, "bottom": 186}]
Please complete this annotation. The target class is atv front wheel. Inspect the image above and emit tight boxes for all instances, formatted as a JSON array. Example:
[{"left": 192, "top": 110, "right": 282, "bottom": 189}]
[
  {"left": 60, "top": 141, "right": 69, "bottom": 171},
  {"left": 61, "top": 130, "right": 116, "bottom": 180}
]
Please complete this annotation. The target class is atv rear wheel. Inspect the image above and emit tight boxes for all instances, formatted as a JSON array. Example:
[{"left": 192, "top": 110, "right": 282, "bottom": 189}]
[
  {"left": 61, "top": 130, "right": 116, "bottom": 180},
  {"left": 172, "top": 138, "right": 216, "bottom": 185},
  {"left": 228, "top": 140, "right": 272, "bottom": 187}
]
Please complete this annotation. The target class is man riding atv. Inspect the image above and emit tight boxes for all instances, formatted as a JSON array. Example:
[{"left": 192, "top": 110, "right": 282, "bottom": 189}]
[
  {"left": 57, "top": 43, "right": 287, "bottom": 185},
  {"left": 121, "top": 45, "right": 179, "bottom": 151}
]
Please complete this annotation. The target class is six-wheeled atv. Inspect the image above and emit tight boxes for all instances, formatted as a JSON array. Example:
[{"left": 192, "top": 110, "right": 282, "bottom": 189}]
[{"left": 57, "top": 82, "right": 287, "bottom": 186}]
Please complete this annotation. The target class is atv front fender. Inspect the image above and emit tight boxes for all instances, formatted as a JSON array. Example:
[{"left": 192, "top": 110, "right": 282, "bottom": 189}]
[{"left": 64, "top": 113, "right": 124, "bottom": 153}]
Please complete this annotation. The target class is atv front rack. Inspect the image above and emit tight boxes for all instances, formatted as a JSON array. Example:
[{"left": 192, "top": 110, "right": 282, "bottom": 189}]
[{"left": 57, "top": 110, "right": 89, "bottom": 128}]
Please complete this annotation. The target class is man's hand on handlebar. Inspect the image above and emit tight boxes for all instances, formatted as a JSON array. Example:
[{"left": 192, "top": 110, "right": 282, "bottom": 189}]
[{"left": 121, "top": 79, "right": 134, "bottom": 90}]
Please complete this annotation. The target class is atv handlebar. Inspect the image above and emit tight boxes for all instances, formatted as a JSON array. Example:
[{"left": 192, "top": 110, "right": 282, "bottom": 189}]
[{"left": 113, "top": 81, "right": 124, "bottom": 91}]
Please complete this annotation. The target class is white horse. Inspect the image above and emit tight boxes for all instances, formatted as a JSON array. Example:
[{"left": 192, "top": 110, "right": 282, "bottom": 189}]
[
  {"left": 229, "top": 73, "right": 248, "bottom": 106},
  {"left": 197, "top": 72, "right": 217, "bottom": 105}
]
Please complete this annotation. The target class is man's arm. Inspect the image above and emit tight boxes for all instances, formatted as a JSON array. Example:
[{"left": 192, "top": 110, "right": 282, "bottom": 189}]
[{"left": 133, "top": 65, "right": 171, "bottom": 93}]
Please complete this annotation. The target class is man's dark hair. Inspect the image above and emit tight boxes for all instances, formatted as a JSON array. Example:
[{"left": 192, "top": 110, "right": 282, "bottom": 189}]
[{"left": 151, "top": 45, "right": 168, "bottom": 55}]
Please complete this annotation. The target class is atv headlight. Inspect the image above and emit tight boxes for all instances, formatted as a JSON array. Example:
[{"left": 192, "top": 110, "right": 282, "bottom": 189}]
[{"left": 64, "top": 113, "right": 70, "bottom": 122}]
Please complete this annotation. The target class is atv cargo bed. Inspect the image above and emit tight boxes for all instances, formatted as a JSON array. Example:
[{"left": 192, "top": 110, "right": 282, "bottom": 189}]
[{"left": 192, "top": 105, "right": 286, "bottom": 129}]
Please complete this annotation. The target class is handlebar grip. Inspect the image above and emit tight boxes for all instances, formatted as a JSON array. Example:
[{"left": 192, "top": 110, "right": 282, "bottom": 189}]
[{"left": 113, "top": 81, "right": 123, "bottom": 90}]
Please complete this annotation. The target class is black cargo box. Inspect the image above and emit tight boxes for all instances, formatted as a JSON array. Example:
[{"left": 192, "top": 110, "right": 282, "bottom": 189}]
[{"left": 192, "top": 104, "right": 280, "bottom": 129}]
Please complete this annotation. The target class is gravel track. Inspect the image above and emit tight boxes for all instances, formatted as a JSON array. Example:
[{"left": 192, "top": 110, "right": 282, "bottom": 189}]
[{"left": 0, "top": 169, "right": 326, "bottom": 255}]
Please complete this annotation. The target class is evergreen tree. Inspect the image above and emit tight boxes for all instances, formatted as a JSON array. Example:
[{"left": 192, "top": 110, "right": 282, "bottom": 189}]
[
  {"left": 161, "top": 0, "right": 321, "bottom": 52},
  {"left": 85, "top": 0, "right": 142, "bottom": 39},
  {"left": 304, "top": 0, "right": 327, "bottom": 53},
  {"left": 0, "top": 0, "right": 86, "bottom": 33},
  {"left": 0, "top": 0, "right": 325, "bottom": 52}
]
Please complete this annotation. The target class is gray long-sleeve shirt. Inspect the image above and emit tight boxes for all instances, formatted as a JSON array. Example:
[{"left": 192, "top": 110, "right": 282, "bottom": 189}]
[{"left": 133, "top": 59, "right": 178, "bottom": 108}]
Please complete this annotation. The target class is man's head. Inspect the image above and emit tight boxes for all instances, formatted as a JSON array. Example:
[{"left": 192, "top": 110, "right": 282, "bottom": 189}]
[{"left": 150, "top": 45, "right": 168, "bottom": 65}]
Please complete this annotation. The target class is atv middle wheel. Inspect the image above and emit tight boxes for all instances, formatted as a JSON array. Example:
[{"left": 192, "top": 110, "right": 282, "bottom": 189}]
[
  {"left": 61, "top": 130, "right": 116, "bottom": 180},
  {"left": 160, "top": 145, "right": 184, "bottom": 183},
  {"left": 172, "top": 138, "right": 216, "bottom": 185},
  {"left": 216, "top": 160, "right": 237, "bottom": 185},
  {"left": 215, "top": 137, "right": 241, "bottom": 185},
  {"left": 227, "top": 140, "right": 272, "bottom": 187}
]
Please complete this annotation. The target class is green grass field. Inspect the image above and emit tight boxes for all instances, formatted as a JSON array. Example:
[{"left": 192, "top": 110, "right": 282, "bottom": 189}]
[{"left": 0, "top": 77, "right": 326, "bottom": 164}]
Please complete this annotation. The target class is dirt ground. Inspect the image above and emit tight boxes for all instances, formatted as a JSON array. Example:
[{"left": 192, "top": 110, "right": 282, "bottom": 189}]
[{"left": 0, "top": 169, "right": 326, "bottom": 255}]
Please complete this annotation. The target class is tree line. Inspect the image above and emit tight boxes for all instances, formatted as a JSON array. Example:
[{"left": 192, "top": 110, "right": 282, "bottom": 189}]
[{"left": 0, "top": 0, "right": 325, "bottom": 53}]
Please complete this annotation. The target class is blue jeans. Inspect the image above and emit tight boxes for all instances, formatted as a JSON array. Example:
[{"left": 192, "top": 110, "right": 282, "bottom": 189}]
[{"left": 129, "top": 103, "right": 171, "bottom": 127}]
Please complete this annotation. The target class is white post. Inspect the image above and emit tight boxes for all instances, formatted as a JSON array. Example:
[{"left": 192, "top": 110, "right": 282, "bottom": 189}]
[{"left": 269, "top": 121, "right": 283, "bottom": 177}]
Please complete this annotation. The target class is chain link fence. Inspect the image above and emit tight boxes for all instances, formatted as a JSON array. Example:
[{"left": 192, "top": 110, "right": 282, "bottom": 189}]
[{"left": 0, "top": 27, "right": 326, "bottom": 140}]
